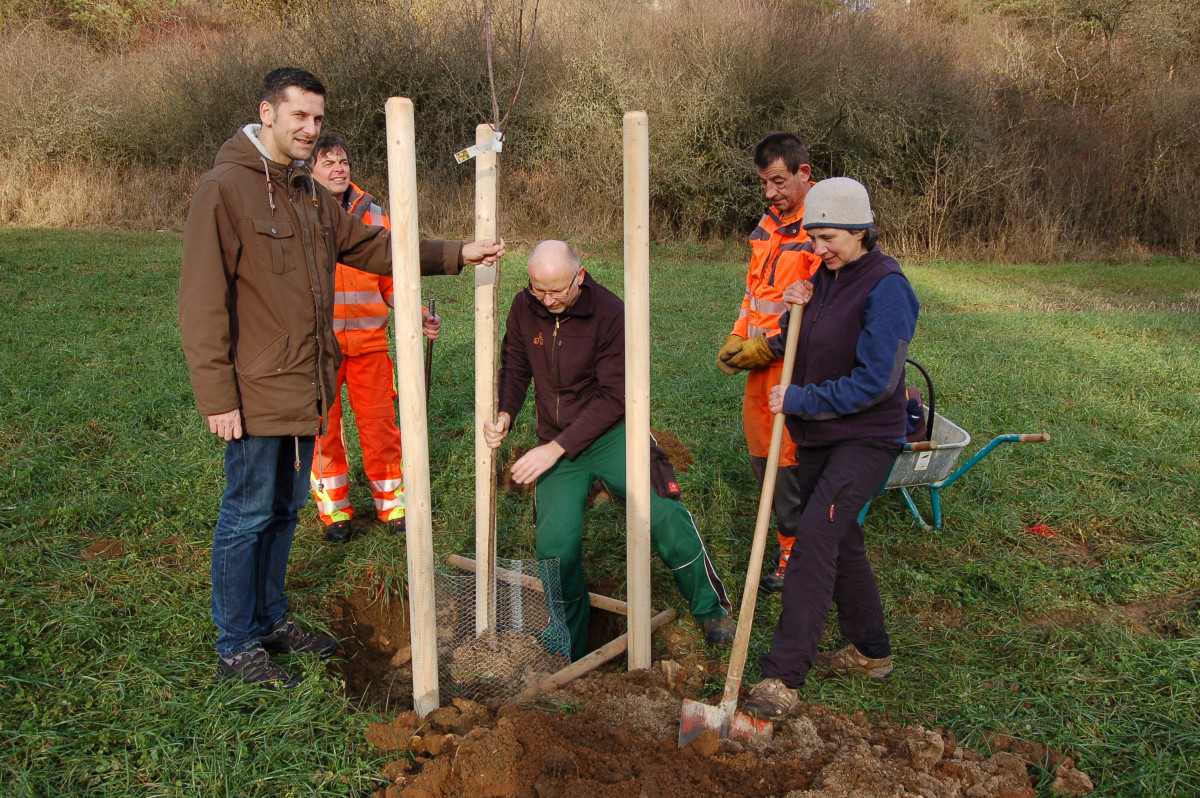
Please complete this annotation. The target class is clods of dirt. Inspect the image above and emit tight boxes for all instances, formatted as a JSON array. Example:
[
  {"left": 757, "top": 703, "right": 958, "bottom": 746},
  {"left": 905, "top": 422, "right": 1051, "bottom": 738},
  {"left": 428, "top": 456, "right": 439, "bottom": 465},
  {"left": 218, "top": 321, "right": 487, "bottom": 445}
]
[
  {"left": 651, "top": 428, "right": 692, "bottom": 472},
  {"left": 448, "top": 629, "right": 569, "bottom": 700},
  {"left": 78, "top": 539, "right": 127, "bottom": 560},
  {"left": 368, "top": 663, "right": 1092, "bottom": 798}
]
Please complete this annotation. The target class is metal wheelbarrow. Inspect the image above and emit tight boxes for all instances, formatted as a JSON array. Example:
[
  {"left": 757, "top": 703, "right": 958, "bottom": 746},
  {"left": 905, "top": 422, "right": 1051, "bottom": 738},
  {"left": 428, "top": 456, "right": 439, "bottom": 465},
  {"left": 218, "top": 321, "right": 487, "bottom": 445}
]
[{"left": 858, "top": 359, "right": 1050, "bottom": 531}]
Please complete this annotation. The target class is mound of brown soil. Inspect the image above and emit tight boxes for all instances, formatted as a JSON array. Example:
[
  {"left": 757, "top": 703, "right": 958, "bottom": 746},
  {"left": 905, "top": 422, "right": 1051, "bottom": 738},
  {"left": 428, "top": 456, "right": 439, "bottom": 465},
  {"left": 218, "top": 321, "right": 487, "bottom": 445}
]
[
  {"left": 333, "top": 578, "right": 1091, "bottom": 798},
  {"left": 367, "top": 662, "right": 1092, "bottom": 798}
]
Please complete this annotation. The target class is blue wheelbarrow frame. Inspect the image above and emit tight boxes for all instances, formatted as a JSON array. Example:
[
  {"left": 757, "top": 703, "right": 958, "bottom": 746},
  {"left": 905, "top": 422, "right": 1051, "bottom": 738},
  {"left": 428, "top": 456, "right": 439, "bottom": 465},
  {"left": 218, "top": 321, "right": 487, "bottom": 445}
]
[{"left": 858, "top": 360, "right": 1050, "bottom": 531}]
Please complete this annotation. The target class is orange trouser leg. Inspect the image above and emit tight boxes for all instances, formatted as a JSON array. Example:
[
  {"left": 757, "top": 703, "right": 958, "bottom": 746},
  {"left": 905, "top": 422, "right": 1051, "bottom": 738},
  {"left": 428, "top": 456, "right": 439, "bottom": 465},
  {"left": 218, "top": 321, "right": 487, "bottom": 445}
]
[
  {"left": 344, "top": 351, "right": 405, "bottom": 523},
  {"left": 311, "top": 359, "right": 354, "bottom": 526},
  {"left": 744, "top": 360, "right": 799, "bottom": 558}
]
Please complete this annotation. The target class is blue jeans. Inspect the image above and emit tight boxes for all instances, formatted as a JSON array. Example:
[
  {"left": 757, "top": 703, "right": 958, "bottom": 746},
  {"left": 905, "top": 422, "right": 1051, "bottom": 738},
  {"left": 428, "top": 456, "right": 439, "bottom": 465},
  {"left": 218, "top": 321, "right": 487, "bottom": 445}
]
[{"left": 211, "top": 434, "right": 315, "bottom": 658}]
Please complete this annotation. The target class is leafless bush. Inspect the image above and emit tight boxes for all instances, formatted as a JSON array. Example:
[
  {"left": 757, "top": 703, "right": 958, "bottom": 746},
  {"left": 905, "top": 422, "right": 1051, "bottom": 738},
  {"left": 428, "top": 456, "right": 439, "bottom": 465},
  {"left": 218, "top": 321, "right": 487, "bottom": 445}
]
[{"left": 1, "top": 0, "right": 1197, "bottom": 256}]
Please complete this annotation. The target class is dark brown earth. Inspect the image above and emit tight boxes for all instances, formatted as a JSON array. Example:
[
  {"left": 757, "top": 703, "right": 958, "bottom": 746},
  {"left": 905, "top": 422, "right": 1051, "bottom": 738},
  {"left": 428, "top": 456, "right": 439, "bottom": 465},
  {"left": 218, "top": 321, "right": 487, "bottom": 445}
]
[
  {"left": 78, "top": 539, "right": 128, "bottom": 560},
  {"left": 330, "top": 583, "right": 1093, "bottom": 798}
]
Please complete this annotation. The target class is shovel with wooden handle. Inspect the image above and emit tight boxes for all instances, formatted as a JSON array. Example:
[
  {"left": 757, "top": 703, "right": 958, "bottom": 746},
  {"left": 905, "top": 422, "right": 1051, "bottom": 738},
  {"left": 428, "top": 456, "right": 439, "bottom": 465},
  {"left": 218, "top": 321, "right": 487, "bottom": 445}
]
[{"left": 678, "top": 302, "right": 804, "bottom": 748}]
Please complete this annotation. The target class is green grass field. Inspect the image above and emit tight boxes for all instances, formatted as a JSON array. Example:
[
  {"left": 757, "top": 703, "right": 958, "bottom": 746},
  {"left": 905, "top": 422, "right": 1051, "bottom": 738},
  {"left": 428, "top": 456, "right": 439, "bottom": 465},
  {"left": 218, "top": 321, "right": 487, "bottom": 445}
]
[{"left": 1, "top": 228, "right": 1197, "bottom": 797}]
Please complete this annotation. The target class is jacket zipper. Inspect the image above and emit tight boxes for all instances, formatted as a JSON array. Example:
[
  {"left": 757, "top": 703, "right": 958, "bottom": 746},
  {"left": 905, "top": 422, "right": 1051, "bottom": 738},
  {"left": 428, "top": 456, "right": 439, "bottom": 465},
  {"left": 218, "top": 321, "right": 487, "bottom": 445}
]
[
  {"left": 552, "top": 316, "right": 563, "bottom": 427},
  {"left": 287, "top": 165, "right": 326, "bottom": 436}
]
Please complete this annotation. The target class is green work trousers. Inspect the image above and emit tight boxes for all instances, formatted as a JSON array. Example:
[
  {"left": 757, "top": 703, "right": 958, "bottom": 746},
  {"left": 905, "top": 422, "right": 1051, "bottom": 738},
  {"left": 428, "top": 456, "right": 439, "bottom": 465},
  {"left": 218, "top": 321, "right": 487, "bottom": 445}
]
[{"left": 534, "top": 424, "right": 731, "bottom": 661}]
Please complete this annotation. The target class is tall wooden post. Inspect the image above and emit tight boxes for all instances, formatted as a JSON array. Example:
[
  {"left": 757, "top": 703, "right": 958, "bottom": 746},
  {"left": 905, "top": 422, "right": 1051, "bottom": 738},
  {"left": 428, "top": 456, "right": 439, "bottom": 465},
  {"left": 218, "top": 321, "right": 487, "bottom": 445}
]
[
  {"left": 623, "top": 111, "right": 652, "bottom": 670},
  {"left": 384, "top": 97, "right": 439, "bottom": 716},
  {"left": 474, "top": 123, "right": 501, "bottom": 636}
]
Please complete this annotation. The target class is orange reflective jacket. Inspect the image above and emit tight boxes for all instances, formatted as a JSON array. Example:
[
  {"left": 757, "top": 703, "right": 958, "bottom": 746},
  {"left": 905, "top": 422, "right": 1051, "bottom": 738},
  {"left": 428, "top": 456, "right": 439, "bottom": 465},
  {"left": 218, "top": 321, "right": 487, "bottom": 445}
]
[
  {"left": 333, "top": 183, "right": 394, "bottom": 357},
  {"left": 732, "top": 203, "right": 822, "bottom": 341},
  {"left": 734, "top": 202, "right": 822, "bottom": 461}
]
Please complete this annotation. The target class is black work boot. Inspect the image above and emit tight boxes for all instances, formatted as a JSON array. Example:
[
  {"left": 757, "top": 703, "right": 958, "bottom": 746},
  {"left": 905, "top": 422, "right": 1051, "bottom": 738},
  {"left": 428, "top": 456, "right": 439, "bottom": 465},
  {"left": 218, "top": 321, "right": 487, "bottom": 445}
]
[
  {"left": 261, "top": 620, "right": 340, "bottom": 659},
  {"left": 387, "top": 517, "right": 406, "bottom": 536},
  {"left": 217, "top": 645, "right": 300, "bottom": 689},
  {"left": 758, "top": 550, "right": 790, "bottom": 593},
  {"left": 703, "top": 616, "right": 736, "bottom": 645},
  {"left": 324, "top": 520, "right": 351, "bottom": 542}
]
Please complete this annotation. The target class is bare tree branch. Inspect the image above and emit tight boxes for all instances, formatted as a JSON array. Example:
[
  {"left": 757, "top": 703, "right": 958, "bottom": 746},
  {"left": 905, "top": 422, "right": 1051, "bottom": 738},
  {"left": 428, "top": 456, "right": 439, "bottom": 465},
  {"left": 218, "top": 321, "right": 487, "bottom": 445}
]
[
  {"left": 484, "top": 0, "right": 500, "bottom": 128},
  {"left": 436, "top": 53, "right": 490, "bottom": 124},
  {"left": 499, "top": 0, "right": 540, "bottom": 135}
]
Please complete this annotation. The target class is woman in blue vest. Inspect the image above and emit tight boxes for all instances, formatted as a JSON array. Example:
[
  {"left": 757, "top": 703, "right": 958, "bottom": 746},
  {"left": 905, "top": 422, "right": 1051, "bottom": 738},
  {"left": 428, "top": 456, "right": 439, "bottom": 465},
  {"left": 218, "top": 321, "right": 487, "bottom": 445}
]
[{"left": 743, "top": 178, "right": 920, "bottom": 721}]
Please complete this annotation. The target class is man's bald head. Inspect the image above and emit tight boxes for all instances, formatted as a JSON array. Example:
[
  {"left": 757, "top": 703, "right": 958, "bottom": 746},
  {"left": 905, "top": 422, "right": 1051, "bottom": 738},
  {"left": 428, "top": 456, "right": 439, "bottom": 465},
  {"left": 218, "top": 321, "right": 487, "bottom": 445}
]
[
  {"left": 528, "top": 240, "right": 580, "bottom": 281},
  {"left": 527, "top": 240, "right": 584, "bottom": 312}
]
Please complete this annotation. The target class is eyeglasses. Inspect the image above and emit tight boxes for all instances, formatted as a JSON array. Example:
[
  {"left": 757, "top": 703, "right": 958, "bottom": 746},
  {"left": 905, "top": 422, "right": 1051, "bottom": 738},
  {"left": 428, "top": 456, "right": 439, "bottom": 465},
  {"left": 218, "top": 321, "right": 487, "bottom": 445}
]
[{"left": 527, "top": 272, "right": 580, "bottom": 302}]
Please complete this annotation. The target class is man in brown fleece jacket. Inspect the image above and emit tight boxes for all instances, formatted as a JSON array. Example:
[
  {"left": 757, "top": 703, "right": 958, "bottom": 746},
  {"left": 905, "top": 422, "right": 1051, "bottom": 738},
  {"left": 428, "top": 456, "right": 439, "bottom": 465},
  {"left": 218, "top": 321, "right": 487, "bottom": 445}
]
[{"left": 483, "top": 240, "right": 733, "bottom": 661}]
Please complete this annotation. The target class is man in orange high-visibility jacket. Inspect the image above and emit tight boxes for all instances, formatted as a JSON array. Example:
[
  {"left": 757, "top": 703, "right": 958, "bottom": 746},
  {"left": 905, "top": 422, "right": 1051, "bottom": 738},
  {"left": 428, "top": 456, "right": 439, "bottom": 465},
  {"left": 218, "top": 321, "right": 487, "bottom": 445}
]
[
  {"left": 717, "top": 133, "right": 822, "bottom": 592},
  {"left": 308, "top": 132, "right": 440, "bottom": 542}
]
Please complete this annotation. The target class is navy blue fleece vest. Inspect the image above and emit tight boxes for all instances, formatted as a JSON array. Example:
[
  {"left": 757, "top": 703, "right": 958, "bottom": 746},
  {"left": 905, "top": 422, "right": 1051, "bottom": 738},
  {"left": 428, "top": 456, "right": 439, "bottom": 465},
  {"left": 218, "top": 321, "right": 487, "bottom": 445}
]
[{"left": 787, "top": 248, "right": 909, "bottom": 446}]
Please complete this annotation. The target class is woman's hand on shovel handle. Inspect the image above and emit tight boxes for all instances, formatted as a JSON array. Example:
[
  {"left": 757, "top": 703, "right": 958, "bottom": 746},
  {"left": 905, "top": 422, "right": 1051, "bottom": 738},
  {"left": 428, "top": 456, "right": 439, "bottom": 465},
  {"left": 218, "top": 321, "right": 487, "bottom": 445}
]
[
  {"left": 782, "top": 279, "right": 813, "bottom": 308},
  {"left": 768, "top": 384, "right": 793, "bottom": 415}
]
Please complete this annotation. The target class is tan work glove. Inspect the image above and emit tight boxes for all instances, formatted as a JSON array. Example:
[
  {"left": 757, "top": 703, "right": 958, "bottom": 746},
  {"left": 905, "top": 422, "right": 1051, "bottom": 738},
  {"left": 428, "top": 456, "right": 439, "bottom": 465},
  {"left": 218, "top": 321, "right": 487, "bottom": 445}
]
[
  {"left": 716, "top": 334, "right": 746, "bottom": 374},
  {"left": 729, "top": 334, "right": 778, "bottom": 370}
]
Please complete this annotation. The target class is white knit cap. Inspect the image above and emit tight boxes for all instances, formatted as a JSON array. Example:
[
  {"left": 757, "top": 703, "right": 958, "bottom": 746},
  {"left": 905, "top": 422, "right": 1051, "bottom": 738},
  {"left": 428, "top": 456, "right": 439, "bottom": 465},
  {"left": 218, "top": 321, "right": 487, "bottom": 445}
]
[{"left": 801, "top": 177, "right": 874, "bottom": 230}]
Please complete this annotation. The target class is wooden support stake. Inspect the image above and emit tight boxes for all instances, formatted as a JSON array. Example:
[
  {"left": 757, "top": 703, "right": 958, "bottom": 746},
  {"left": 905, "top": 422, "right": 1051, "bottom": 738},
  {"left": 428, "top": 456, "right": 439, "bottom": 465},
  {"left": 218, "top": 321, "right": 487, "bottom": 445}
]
[
  {"left": 474, "top": 123, "right": 501, "bottom": 637},
  {"left": 507, "top": 608, "right": 677, "bottom": 704},
  {"left": 623, "top": 110, "right": 652, "bottom": 671},
  {"left": 384, "top": 97, "right": 439, "bottom": 717},
  {"left": 446, "top": 554, "right": 631, "bottom": 616}
]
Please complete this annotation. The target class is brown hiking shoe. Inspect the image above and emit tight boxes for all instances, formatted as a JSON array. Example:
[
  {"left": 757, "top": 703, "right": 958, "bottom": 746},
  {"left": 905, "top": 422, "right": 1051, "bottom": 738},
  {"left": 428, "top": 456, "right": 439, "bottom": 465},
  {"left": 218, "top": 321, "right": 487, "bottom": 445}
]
[
  {"left": 743, "top": 678, "right": 799, "bottom": 722},
  {"left": 812, "top": 643, "right": 894, "bottom": 679}
]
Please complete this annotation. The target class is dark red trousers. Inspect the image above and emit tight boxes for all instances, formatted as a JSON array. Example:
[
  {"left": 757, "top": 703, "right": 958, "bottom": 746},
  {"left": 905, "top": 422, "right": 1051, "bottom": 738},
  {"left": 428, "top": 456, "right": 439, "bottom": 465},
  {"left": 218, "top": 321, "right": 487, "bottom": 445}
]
[{"left": 758, "top": 438, "right": 900, "bottom": 689}]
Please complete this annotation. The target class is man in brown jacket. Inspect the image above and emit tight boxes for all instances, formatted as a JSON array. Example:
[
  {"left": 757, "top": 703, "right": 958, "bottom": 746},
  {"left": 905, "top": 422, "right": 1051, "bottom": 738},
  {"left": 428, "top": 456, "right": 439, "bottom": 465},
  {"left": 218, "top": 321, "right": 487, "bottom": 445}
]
[{"left": 179, "top": 67, "right": 503, "bottom": 688}]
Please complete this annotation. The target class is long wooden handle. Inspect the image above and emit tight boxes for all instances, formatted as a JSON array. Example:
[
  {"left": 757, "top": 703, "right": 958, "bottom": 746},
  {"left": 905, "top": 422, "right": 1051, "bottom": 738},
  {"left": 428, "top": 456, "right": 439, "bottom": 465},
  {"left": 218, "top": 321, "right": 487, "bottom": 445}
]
[
  {"left": 721, "top": 303, "right": 804, "bottom": 704},
  {"left": 508, "top": 609, "right": 677, "bottom": 704}
]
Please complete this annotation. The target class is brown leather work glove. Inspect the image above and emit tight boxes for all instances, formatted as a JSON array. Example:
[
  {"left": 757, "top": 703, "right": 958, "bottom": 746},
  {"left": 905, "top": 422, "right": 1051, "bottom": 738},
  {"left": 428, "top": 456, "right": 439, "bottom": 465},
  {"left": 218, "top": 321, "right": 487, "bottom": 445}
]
[
  {"left": 716, "top": 334, "right": 746, "bottom": 374},
  {"left": 729, "top": 334, "right": 778, "bottom": 370}
]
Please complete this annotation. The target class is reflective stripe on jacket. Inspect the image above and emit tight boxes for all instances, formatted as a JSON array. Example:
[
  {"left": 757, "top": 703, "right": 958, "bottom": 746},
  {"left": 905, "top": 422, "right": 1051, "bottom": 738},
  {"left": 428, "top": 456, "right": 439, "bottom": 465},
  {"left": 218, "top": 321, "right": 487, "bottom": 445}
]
[
  {"left": 733, "top": 200, "right": 821, "bottom": 461},
  {"left": 333, "top": 183, "right": 394, "bottom": 357},
  {"left": 732, "top": 202, "right": 822, "bottom": 341}
]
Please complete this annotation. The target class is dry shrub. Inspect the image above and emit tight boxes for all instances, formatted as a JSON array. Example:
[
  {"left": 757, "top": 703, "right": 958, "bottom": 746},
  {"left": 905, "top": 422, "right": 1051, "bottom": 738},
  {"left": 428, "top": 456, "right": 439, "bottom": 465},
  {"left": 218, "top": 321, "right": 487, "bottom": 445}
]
[
  {"left": 0, "top": 143, "right": 195, "bottom": 229},
  {"left": 2, "top": 0, "right": 1198, "bottom": 256}
]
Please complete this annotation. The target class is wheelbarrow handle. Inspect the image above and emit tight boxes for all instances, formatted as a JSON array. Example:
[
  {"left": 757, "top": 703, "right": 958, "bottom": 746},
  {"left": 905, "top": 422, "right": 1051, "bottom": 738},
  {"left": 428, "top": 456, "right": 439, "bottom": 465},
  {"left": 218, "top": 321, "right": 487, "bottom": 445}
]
[
  {"left": 906, "top": 441, "right": 939, "bottom": 452},
  {"left": 1020, "top": 433, "right": 1051, "bottom": 443}
]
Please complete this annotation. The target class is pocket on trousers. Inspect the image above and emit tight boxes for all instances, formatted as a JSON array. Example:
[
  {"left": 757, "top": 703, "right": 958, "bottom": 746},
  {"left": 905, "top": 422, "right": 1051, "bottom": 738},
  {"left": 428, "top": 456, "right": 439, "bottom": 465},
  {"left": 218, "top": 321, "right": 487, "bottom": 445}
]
[{"left": 650, "top": 442, "right": 682, "bottom": 500}]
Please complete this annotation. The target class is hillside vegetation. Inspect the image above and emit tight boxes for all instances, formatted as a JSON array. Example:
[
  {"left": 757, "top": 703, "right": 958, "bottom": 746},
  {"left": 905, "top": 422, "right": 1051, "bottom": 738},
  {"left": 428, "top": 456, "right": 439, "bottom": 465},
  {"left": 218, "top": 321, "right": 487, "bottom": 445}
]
[{"left": 1, "top": 0, "right": 1198, "bottom": 258}]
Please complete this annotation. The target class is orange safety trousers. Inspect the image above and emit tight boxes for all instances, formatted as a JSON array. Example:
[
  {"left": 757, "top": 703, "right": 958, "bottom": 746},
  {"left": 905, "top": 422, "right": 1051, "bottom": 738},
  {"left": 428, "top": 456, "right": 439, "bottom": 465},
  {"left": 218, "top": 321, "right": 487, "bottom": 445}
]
[
  {"left": 745, "top": 358, "right": 801, "bottom": 564},
  {"left": 310, "top": 351, "right": 404, "bottom": 525},
  {"left": 739, "top": 202, "right": 819, "bottom": 563}
]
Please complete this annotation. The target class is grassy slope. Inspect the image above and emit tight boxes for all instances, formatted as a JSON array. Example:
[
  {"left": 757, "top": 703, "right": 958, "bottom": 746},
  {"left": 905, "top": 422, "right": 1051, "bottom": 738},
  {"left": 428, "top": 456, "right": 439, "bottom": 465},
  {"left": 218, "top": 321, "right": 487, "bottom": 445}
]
[{"left": 0, "top": 229, "right": 1197, "bottom": 796}]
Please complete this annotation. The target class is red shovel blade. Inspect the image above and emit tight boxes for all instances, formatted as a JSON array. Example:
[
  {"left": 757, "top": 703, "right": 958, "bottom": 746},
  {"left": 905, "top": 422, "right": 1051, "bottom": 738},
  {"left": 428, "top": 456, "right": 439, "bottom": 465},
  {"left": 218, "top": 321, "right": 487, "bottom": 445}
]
[
  {"left": 729, "top": 711, "right": 774, "bottom": 741},
  {"left": 678, "top": 697, "right": 773, "bottom": 747}
]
